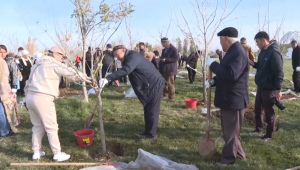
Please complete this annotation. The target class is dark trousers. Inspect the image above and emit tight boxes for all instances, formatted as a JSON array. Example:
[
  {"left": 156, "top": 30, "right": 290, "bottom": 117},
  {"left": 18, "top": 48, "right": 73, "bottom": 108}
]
[
  {"left": 221, "top": 109, "right": 246, "bottom": 164},
  {"left": 117, "top": 68, "right": 127, "bottom": 83},
  {"left": 19, "top": 77, "right": 29, "bottom": 95},
  {"left": 187, "top": 67, "right": 196, "bottom": 83},
  {"left": 293, "top": 71, "right": 300, "bottom": 92},
  {"left": 255, "top": 88, "right": 275, "bottom": 138},
  {"left": 143, "top": 85, "right": 164, "bottom": 137},
  {"left": 102, "top": 65, "right": 112, "bottom": 87},
  {"left": 86, "top": 61, "right": 92, "bottom": 77}
]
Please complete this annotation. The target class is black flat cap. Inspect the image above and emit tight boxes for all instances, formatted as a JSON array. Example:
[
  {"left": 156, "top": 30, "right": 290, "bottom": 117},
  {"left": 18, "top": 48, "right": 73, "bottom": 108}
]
[
  {"left": 161, "top": 37, "right": 169, "bottom": 42},
  {"left": 107, "top": 44, "right": 112, "bottom": 48},
  {"left": 139, "top": 42, "right": 145, "bottom": 45},
  {"left": 113, "top": 45, "right": 126, "bottom": 52},
  {"left": 291, "top": 40, "right": 297, "bottom": 44},
  {"left": 240, "top": 37, "right": 246, "bottom": 41},
  {"left": 217, "top": 27, "right": 238, "bottom": 38}
]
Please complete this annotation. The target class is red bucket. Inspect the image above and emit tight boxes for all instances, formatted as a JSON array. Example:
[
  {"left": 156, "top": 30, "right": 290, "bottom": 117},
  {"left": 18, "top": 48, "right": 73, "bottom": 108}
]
[
  {"left": 74, "top": 129, "right": 95, "bottom": 148},
  {"left": 185, "top": 98, "right": 198, "bottom": 108}
]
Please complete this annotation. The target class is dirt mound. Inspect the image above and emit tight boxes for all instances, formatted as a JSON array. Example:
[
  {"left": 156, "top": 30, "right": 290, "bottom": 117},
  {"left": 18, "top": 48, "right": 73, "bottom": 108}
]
[
  {"left": 281, "top": 93, "right": 297, "bottom": 100},
  {"left": 59, "top": 88, "right": 83, "bottom": 97}
]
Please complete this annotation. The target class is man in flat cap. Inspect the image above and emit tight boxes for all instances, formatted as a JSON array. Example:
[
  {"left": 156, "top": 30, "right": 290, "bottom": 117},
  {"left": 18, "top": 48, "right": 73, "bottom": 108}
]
[
  {"left": 160, "top": 37, "right": 178, "bottom": 100},
  {"left": 99, "top": 45, "right": 165, "bottom": 140},
  {"left": 240, "top": 37, "right": 255, "bottom": 64},
  {"left": 139, "top": 42, "right": 146, "bottom": 57},
  {"left": 250, "top": 31, "right": 283, "bottom": 141},
  {"left": 205, "top": 27, "right": 249, "bottom": 166},
  {"left": 291, "top": 40, "right": 300, "bottom": 92}
]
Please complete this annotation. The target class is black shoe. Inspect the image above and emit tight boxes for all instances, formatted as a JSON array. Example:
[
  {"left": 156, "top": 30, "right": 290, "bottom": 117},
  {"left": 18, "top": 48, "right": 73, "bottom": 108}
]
[
  {"left": 260, "top": 135, "right": 272, "bottom": 141},
  {"left": 137, "top": 131, "right": 147, "bottom": 136}
]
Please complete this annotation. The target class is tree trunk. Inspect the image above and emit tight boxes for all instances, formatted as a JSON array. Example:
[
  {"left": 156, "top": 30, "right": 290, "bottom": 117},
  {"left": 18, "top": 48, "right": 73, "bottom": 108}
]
[
  {"left": 202, "top": 40, "right": 208, "bottom": 103},
  {"left": 82, "top": 37, "right": 89, "bottom": 102},
  {"left": 97, "top": 91, "right": 106, "bottom": 156}
]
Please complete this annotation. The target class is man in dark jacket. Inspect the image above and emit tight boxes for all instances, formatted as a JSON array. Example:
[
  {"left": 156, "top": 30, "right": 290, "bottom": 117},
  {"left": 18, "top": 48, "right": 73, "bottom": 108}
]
[
  {"left": 99, "top": 45, "right": 165, "bottom": 140},
  {"left": 5, "top": 53, "right": 18, "bottom": 91},
  {"left": 186, "top": 51, "right": 199, "bottom": 83},
  {"left": 251, "top": 32, "right": 284, "bottom": 141},
  {"left": 291, "top": 40, "right": 300, "bottom": 92},
  {"left": 160, "top": 37, "right": 178, "bottom": 100},
  {"left": 139, "top": 42, "right": 146, "bottom": 57},
  {"left": 102, "top": 44, "right": 114, "bottom": 88},
  {"left": 85, "top": 47, "right": 92, "bottom": 77},
  {"left": 206, "top": 27, "right": 248, "bottom": 166}
]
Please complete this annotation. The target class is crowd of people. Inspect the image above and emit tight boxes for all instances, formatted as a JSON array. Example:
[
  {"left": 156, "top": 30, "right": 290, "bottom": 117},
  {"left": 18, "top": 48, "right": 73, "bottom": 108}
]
[{"left": 0, "top": 26, "right": 299, "bottom": 166}]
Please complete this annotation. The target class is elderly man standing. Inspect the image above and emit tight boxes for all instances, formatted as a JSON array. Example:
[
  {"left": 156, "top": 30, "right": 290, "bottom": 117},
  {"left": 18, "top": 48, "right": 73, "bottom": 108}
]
[
  {"left": 99, "top": 45, "right": 165, "bottom": 140},
  {"left": 240, "top": 37, "right": 255, "bottom": 63},
  {"left": 160, "top": 37, "right": 178, "bottom": 100},
  {"left": 291, "top": 40, "right": 300, "bottom": 93},
  {"left": 206, "top": 27, "right": 249, "bottom": 166}
]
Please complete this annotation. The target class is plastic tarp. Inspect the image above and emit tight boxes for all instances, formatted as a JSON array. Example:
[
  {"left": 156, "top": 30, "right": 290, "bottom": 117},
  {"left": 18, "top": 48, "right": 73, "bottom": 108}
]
[
  {"left": 124, "top": 87, "right": 137, "bottom": 98},
  {"left": 178, "top": 71, "right": 188, "bottom": 75},
  {"left": 124, "top": 149, "right": 199, "bottom": 170},
  {"left": 88, "top": 88, "right": 96, "bottom": 95},
  {"left": 80, "top": 166, "right": 117, "bottom": 170}
]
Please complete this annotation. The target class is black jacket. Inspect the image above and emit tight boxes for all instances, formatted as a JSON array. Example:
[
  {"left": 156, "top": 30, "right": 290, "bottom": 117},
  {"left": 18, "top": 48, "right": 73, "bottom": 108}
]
[
  {"left": 106, "top": 50, "right": 165, "bottom": 105},
  {"left": 151, "top": 57, "right": 160, "bottom": 70},
  {"left": 210, "top": 42, "right": 249, "bottom": 110},
  {"left": 86, "top": 51, "right": 92, "bottom": 62},
  {"left": 160, "top": 44, "right": 178, "bottom": 76},
  {"left": 102, "top": 50, "right": 115, "bottom": 71},
  {"left": 292, "top": 46, "right": 300, "bottom": 70},
  {"left": 5, "top": 55, "right": 18, "bottom": 88},
  {"left": 186, "top": 52, "right": 198, "bottom": 68},
  {"left": 254, "top": 41, "right": 284, "bottom": 90}
]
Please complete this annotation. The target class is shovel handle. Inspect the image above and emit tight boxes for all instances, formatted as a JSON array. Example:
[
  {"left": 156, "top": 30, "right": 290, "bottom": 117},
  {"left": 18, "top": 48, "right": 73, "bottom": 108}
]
[
  {"left": 206, "top": 69, "right": 212, "bottom": 131},
  {"left": 206, "top": 131, "right": 210, "bottom": 139}
]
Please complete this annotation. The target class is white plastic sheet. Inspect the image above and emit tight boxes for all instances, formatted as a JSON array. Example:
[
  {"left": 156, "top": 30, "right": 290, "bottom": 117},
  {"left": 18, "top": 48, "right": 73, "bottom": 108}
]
[
  {"left": 178, "top": 71, "right": 188, "bottom": 75},
  {"left": 124, "top": 87, "right": 137, "bottom": 98},
  {"left": 80, "top": 166, "right": 117, "bottom": 170},
  {"left": 125, "top": 149, "right": 199, "bottom": 170},
  {"left": 249, "top": 73, "right": 255, "bottom": 77},
  {"left": 88, "top": 88, "right": 96, "bottom": 95},
  {"left": 176, "top": 75, "right": 185, "bottom": 79},
  {"left": 201, "top": 108, "right": 220, "bottom": 114}
]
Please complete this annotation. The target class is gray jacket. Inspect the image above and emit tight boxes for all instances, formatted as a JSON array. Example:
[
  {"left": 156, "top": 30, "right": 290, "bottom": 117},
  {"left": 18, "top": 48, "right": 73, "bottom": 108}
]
[{"left": 5, "top": 54, "right": 18, "bottom": 88}]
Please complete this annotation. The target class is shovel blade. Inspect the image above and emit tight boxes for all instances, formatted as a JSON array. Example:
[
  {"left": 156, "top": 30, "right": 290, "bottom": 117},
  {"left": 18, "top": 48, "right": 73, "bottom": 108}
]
[{"left": 198, "top": 137, "right": 215, "bottom": 157}]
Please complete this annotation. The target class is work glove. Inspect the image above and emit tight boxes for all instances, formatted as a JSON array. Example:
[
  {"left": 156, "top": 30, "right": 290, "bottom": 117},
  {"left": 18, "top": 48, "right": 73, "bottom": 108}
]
[
  {"left": 206, "top": 58, "right": 215, "bottom": 66},
  {"left": 187, "top": 64, "right": 190, "bottom": 68},
  {"left": 12, "top": 89, "right": 17, "bottom": 93},
  {"left": 296, "top": 67, "right": 300, "bottom": 72},
  {"left": 205, "top": 79, "right": 215, "bottom": 89},
  {"left": 194, "top": 69, "right": 197, "bottom": 71},
  {"left": 99, "top": 78, "right": 108, "bottom": 88}
]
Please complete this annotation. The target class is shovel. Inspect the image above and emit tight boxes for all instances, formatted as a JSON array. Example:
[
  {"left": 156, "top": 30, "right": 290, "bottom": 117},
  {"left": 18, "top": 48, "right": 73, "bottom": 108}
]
[
  {"left": 198, "top": 69, "right": 215, "bottom": 157},
  {"left": 84, "top": 101, "right": 98, "bottom": 129}
]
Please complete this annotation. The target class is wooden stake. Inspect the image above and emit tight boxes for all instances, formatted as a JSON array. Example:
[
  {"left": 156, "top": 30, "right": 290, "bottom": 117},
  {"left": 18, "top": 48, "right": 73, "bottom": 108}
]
[{"left": 10, "top": 162, "right": 107, "bottom": 166}]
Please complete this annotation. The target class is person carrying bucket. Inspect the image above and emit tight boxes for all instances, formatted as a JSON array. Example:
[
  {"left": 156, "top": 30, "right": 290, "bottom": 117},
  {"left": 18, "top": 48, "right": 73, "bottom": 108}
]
[{"left": 24, "top": 46, "right": 92, "bottom": 162}]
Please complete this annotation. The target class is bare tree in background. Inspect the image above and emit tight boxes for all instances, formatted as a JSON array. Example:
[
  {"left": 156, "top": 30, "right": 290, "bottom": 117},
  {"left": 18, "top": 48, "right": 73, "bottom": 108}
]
[
  {"left": 24, "top": 37, "right": 38, "bottom": 56},
  {"left": 124, "top": 18, "right": 139, "bottom": 50},
  {"left": 70, "top": 0, "right": 134, "bottom": 102},
  {"left": 175, "top": 0, "right": 242, "bottom": 102}
]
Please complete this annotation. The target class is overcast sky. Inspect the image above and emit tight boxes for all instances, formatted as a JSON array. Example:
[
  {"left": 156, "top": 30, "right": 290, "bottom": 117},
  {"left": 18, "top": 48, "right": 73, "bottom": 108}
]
[{"left": 0, "top": 0, "right": 299, "bottom": 53}]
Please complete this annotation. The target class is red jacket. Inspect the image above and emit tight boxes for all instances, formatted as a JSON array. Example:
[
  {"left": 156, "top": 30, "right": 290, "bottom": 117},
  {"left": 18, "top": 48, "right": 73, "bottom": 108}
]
[{"left": 76, "top": 56, "right": 81, "bottom": 63}]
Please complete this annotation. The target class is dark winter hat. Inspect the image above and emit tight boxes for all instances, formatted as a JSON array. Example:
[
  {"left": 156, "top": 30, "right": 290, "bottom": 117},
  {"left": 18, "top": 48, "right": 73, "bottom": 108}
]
[
  {"left": 107, "top": 44, "right": 112, "bottom": 48},
  {"left": 217, "top": 27, "right": 238, "bottom": 38},
  {"left": 161, "top": 37, "right": 169, "bottom": 42},
  {"left": 291, "top": 40, "right": 297, "bottom": 45},
  {"left": 139, "top": 42, "right": 145, "bottom": 46},
  {"left": 113, "top": 45, "right": 126, "bottom": 52},
  {"left": 240, "top": 37, "right": 246, "bottom": 42},
  {"left": 18, "top": 47, "right": 24, "bottom": 51}
]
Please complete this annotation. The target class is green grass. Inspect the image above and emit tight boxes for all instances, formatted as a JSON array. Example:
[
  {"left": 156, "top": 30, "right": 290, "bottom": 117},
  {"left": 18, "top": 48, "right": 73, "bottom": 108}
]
[{"left": 1, "top": 59, "right": 299, "bottom": 170}]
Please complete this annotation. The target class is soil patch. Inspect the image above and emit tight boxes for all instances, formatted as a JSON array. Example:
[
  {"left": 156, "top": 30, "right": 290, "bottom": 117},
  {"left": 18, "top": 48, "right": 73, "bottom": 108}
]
[
  {"left": 59, "top": 88, "right": 83, "bottom": 97},
  {"left": 109, "top": 143, "right": 124, "bottom": 157},
  {"left": 281, "top": 93, "right": 297, "bottom": 100}
]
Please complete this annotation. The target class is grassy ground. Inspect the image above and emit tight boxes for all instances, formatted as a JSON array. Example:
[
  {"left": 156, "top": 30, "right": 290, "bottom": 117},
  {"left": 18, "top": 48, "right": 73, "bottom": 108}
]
[{"left": 1, "top": 60, "right": 300, "bottom": 170}]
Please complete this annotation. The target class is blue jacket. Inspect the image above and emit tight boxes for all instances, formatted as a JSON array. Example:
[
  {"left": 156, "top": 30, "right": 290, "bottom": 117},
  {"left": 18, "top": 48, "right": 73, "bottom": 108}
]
[
  {"left": 210, "top": 42, "right": 249, "bottom": 110},
  {"left": 106, "top": 50, "right": 165, "bottom": 106}
]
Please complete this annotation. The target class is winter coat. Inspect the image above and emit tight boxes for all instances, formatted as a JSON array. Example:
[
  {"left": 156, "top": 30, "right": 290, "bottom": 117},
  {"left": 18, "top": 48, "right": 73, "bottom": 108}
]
[
  {"left": 5, "top": 54, "right": 18, "bottom": 88},
  {"left": 19, "top": 58, "right": 32, "bottom": 81},
  {"left": 241, "top": 43, "right": 255, "bottom": 62},
  {"left": 139, "top": 50, "right": 145, "bottom": 57},
  {"left": 86, "top": 51, "right": 92, "bottom": 62},
  {"left": 160, "top": 44, "right": 178, "bottom": 77},
  {"left": 0, "top": 58, "right": 11, "bottom": 101},
  {"left": 106, "top": 50, "right": 165, "bottom": 106},
  {"left": 292, "top": 45, "right": 300, "bottom": 70},
  {"left": 186, "top": 52, "right": 198, "bottom": 68},
  {"left": 152, "top": 57, "right": 160, "bottom": 70},
  {"left": 254, "top": 41, "right": 284, "bottom": 90},
  {"left": 210, "top": 42, "right": 249, "bottom": 110}
]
